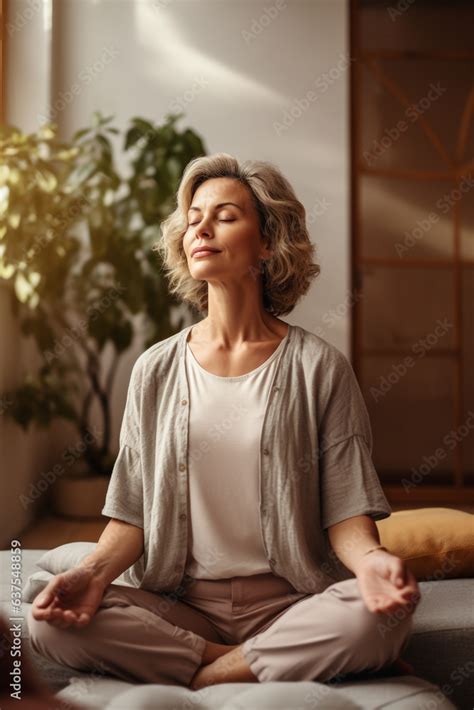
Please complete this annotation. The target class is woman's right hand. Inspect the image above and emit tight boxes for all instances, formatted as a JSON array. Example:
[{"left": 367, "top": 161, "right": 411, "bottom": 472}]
[{"left": 31, "top": 566, "right": 106, "bottom": 629}]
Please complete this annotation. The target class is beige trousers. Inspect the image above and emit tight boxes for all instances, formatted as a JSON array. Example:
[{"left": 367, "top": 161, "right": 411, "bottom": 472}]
[{"left": 27, "top": 572, "right": 414, "bottom": 688}]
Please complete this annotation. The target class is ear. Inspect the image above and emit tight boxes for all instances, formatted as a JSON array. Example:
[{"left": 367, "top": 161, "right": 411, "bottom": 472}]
[{"left": 259, "top": 242, "right": 273, "bottom": 261}]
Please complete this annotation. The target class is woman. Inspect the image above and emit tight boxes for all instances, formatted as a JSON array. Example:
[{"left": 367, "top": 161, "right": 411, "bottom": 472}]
[{"left": 28, "top": 153, "right": 420, "bottom": 690}]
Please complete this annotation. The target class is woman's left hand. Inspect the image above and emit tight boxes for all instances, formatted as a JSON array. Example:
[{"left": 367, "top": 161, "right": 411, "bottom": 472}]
[{"left": 355, "top": 550, "right": 421, "bottom": 616}]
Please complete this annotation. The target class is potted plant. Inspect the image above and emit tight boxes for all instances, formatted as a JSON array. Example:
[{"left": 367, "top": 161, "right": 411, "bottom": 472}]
[{"left": 0, "top": 111, "right": 206, "bottom": 517}]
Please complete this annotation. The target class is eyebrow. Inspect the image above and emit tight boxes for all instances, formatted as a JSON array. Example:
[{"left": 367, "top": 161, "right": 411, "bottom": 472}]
[{"left": 188, "top": 202, "right": 244, "bottom": 213}]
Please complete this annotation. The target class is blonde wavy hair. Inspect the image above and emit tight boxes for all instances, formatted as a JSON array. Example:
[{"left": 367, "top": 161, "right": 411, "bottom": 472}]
[{"left": 152, "top": 153, "right": 321, "bottom": 316}]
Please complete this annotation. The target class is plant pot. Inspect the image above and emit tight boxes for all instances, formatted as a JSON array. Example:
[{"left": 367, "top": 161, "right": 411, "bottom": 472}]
[{"left": 52, "top": 473, "right": 110, "bottom": 519}]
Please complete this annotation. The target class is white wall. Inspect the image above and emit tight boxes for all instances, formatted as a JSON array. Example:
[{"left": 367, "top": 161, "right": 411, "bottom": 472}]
[
  {"left": 2, "top": 0, "right": 351, "bottom": 542},
  {"left": 52, "top": 0, "right": 351, "bottom": 352}
]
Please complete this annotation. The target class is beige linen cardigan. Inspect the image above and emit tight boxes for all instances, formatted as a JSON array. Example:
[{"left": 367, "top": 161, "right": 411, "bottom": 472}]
[{"left": 102, "top": 322, "right": 392, "bottom": 594}]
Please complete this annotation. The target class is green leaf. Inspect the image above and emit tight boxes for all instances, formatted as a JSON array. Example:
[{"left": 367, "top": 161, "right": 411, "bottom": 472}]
[
  {"left": 66, "top": 161, "right": 97, "bottom": 190},
  {"left": 130, "top": 117, "right": 155, "bottom": 134},
  {"left": 37, "top": 125, "right": 57, "bottom": 141},
  {"left": 72, "top": 127, "right": 91, "bottom": 141},
  {"left": 35, "top": 167, "right": 58, "bottom": 193},
  {"left": 124, "top": 126, "right": 146, "bottom": 150}
]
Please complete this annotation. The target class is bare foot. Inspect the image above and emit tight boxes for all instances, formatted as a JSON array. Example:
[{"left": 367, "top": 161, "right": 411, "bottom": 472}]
[
  {"left": 190, "top": 645, "right": 258, "bottom": 690},
  {"left": 201, "top": 640, "right": 239, "bottom": 665}
]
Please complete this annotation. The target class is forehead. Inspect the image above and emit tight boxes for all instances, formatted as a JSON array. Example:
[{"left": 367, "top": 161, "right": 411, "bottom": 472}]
[{"left": 190, "top": 177, "right": 251, "bottom": 208}]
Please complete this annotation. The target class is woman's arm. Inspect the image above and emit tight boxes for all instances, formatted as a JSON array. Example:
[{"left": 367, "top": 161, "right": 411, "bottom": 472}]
[
  {"left": 328, "top": 514, "right": 421, "bottom": 616},
  {"left": 76, "top": 517, "right": 145, "bottom": 588},
  {"left": 31, "top": 518, "right": 145, "bottom": 627},
  {"left": 327, "top": 514, "right": 382, "bottom": 574}
]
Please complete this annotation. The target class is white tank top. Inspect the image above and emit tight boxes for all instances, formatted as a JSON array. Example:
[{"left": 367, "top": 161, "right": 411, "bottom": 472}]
[{"left": 184, "top": 332, "right": 288, "bottom": 579}]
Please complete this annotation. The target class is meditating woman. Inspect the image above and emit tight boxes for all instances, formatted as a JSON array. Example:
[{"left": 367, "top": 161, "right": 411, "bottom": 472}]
[{"left": 28, "top": 153, "right": 421, "bottom": 689}]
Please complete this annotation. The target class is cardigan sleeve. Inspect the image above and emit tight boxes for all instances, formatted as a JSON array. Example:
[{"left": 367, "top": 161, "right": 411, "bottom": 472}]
[
  {"left": 318, "top": 349, "right": 392, "bottom": 530},
  {"left": 101, "top": 358, "right": 144, "bottom": 529}
]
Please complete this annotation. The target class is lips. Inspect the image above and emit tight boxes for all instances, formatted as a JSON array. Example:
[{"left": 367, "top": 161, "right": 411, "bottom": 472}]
[{"left": 192, "top": 247, "right": 221, "bottom": 257}]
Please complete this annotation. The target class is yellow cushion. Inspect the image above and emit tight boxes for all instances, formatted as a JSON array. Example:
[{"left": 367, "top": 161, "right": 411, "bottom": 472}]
[{"left": 375, "top": 507, "right": 474, "bottom": 580}]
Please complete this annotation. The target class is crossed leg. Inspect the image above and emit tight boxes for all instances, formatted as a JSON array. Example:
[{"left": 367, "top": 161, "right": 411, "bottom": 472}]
[
  {"left": 28, "top": 577, "right": 414, "bottom": 690},
  {"left": 190, "top": 577, "right": 414, "bottom": 688},
  {"left": 27, "top": 582, "right": 236, "bottom": 687}
]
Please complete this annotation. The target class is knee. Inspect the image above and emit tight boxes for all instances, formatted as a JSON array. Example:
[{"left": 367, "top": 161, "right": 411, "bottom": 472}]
[
  {"left": 347, "top": 599, "right": 414, "bottom": 665},
  {"left": 375, "top": 604, "right": 414, "bottom": 654},
  {"left": 27, "top": 605, "right": 91, "bottom": 670}
]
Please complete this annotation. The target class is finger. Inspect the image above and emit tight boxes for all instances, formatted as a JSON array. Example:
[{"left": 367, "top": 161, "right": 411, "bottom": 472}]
[
  {"left": 49, "top": 608, "right": 67, "bottom": 624},
  {"left": 62, "top": 610, "right": 78, "bottom": 625},
  {"left": 373, "top": 601, "right": 395, "bottom": 615},
  {"left": 377, "top": 580, "right": 406, "bottom": 603},
  {"left": 34, "top": 588, "right": 56, "bottom": 608},
  {"left": 397, "top": 577, "right": 421, "bottom": 606},
  {"left": 373, "top": 598, "right": 405, "bottom": 616},
  {"left": 370, "top": 585, "right": 407, "bottom": 611},
  {"left": 398, "top": 578, "right": 417, "bottom": 595},
  {"left": 36, "top": 575, "right": 66, "bottom": 606},
  {"left": 377, "top": 594, "right": 399, "bottom": 610},
  {"left": 406, "top": 571, "right": 422, "bottom": 604},
  {"left": 32, "top": 601, "right": 59, "bottom": 620},
  {"left": 32, "top": 607, "right": 52, "bottom": 621},
  {"left": 369, "top": 595, "right": 393, "bottom": 614},
  {"left": 389, "top": 560, "right": 406, "bottom": 588},
  {"left": 47, "top": 608, "right": 74, "bottom": 629},
  {"left": 384, "top": 586, "right": 420, "bottom": 617},
  {"left": 398, "top": 579, "right": 417, "bottom": 595},
  {"left": 372, "top": 601, "right": 390, "bottom": 614},
  {"left": 75, "top": 612, "right": 91, "bottom": 628}
]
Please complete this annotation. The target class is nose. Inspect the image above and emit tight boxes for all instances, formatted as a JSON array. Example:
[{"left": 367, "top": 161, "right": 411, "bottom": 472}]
[{"left": 195, "top": 220, "right": 212, "bottom": 238}]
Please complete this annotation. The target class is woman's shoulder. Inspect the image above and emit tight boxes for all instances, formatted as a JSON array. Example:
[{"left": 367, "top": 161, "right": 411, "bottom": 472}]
[
  {"left": 294, "top": 324, "right": 351, "bottom": 372},
  {"left": 129, "top": 327, "right": 187, "bottom": 383}
]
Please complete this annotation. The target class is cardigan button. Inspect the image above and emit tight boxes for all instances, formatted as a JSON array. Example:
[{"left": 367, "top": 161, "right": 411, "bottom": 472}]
[
  {"left": 179, "top": 463, "right": 186, "bottom": 471},
  {"left": 179, "top": 513, "right": 187, "bottom": 521},
  {"left": 263, "top": 448, "right": 269, "bottom": 455},
  {"left": 181, "top": 399, "right": 188, "bottom": 405}
]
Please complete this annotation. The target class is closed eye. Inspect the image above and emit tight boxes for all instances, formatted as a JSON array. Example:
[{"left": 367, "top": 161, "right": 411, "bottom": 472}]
[{"left": 189, "top": 219, "right": 236, "bottom": 226}]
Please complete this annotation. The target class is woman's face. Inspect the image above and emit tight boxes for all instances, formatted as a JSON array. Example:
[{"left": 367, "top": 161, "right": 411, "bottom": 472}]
[{"left": 182, "top": 177, "right": 270, "bottom": 283}]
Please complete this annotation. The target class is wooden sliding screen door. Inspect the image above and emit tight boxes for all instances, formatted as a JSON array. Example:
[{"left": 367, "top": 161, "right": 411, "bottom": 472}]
[{"left": 350, "top": 0, "right": 474, "bottom": 505}]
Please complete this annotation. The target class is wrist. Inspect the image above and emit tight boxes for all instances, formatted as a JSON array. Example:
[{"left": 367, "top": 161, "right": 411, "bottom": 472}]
[
  {"left": 354, "top": 545, "right": 391, "bottom": 574},
  {"left": 363, "top": 545, "right": 389, "bottom": 557},
  {"left": 77, "top": 555, "right": 111, "bottom": 589}
]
